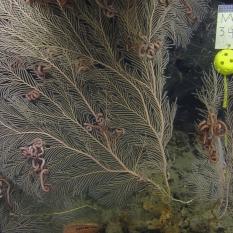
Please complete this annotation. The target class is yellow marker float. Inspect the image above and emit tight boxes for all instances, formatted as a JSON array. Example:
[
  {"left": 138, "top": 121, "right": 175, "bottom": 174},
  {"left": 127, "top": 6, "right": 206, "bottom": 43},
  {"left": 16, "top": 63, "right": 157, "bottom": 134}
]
[{"left": 214, "top": 49, "right": 233, "bottom": 109}]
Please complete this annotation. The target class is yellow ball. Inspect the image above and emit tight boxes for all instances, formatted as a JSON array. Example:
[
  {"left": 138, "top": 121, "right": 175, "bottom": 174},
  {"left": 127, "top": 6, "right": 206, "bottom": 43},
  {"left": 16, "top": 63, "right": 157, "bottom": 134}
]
[{"left": 214, "top": 49, "right": 233, "bottom": 76}]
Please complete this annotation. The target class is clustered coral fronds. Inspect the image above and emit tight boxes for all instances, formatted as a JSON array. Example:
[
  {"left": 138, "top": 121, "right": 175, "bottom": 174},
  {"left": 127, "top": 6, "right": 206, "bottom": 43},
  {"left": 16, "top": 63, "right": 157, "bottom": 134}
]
[{"left": 0, "top": 0, "right": 209, "bottom": 232}]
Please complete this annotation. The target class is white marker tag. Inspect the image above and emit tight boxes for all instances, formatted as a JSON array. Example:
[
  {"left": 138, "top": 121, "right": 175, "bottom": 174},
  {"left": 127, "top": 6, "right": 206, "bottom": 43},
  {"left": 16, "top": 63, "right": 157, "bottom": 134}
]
[{"left": 215, "top": 5, "right": 233, "bottom": 49}]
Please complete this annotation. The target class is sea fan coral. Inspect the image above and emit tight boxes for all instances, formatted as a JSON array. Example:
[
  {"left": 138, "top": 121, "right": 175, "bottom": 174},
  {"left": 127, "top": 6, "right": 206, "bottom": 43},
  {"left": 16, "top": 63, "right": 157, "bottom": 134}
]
[{"left": 0, "top": 0, "right": 209, "bottom": 232}]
